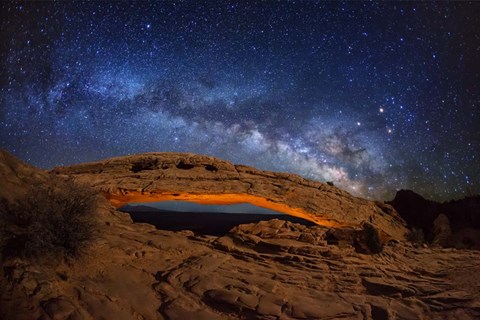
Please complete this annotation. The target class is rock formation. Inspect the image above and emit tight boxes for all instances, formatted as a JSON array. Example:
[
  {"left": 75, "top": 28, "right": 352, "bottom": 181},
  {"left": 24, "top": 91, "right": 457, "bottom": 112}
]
[
  {"left": 431, "top": 214, "right": 452, "bottom": 247},
  {"left": 0, "top": 150, "right": 49, "bottom": 202},
  {"left": 1, "top": 150, "right": 480, "bottom": 319},
  {"left": 389, "top": 189, "right": 480, "bottom": 249},
  {"left": 51, "top": 152, "right": 407, "bottom": 240}
]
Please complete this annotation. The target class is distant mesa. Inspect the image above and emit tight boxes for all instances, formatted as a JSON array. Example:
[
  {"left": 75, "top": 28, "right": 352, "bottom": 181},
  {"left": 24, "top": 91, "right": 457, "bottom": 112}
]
[
  {"left": 122, "top": 206, "right": 316, "bottom": 237},
  {"left": 388, "top": 189, "right": 480, "bottom": 249}
]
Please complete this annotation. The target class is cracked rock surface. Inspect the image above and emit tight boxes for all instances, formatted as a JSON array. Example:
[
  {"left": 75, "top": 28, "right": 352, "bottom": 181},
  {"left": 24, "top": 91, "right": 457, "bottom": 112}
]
[
  {"left": 1, "top": 150, "right": 479, "bottom": 319},
  {"left": 2, "top": 212, "right": 479, "bottom": 320}
]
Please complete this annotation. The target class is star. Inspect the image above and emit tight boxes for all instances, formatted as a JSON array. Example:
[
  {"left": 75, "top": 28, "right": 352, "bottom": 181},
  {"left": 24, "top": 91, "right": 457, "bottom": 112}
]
[{"left": 0, "top": 1, "right": 478, "bottom": 201}]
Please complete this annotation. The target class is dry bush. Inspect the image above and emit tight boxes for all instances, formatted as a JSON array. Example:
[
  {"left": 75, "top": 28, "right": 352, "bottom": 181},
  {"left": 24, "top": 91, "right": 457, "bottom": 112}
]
[{"left": 0, "top": 176, "right": 97, "bottom": 260}]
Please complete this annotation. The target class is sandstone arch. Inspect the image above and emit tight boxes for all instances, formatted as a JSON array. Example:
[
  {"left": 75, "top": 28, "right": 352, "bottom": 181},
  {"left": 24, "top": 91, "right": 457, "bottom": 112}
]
[
  {"left": 52, "top": 153, "right": 407, "bottom": 239},
  {"left": 106, "top": 192, "right": 343, "bottom": 228}
]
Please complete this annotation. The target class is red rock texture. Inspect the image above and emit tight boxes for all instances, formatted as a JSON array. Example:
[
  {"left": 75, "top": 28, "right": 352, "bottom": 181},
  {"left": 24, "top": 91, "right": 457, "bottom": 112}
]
[
  {"left": 2, "top": 150, "right": 480, "bottom": 320},
  {"left": 52, "top": 152, "right": 407, "bottom": 240}
]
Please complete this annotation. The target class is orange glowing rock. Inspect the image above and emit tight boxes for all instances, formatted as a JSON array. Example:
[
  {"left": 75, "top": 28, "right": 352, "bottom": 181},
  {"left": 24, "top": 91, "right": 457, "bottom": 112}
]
[
  {"left": 51, "top": 152, "right": 407, "bottom": 239},
  {"left": 106, "top": 192, "right": 345, "bottom": 228}
]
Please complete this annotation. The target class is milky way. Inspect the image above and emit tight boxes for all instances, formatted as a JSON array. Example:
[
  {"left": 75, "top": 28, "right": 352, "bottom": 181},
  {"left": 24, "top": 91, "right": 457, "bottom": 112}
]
[{"left": 1, "top": 1, "right": 479, "bottom": 200}]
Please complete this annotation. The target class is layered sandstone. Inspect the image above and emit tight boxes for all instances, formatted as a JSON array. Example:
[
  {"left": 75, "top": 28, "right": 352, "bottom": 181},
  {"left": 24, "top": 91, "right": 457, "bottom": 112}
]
[
  {"left": 52, "top": 152, "right": 407, "bottom": 240},
  {"left": 2, "top": 207, "right": 480, "bottom": 319},
  {"left": 1, "top": 150, "right": 480, "bottom": 319},
  {"left": 0, "top": 150, "right": 49, "bottom": 202}
]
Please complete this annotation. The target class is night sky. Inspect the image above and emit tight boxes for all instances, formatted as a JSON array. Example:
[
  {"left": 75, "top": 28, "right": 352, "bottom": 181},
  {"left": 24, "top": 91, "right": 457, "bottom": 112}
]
[{"left": 1, "top": 1, "right": 479, "bottom": 201}]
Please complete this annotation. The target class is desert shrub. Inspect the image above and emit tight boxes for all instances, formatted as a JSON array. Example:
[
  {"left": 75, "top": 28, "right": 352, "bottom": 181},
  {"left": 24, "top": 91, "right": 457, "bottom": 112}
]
[
  {"left": 0, "top": 176, "right": 97, "bottom": 260},
  {"left": 406, "top": 227, "right": 425, "bottom": 245}
]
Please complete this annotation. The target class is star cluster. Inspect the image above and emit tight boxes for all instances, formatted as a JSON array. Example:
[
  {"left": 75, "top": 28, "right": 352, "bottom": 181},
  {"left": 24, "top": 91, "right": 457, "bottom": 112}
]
[{"left": 1, "top": 1, "right": 479, "bottom": 200}]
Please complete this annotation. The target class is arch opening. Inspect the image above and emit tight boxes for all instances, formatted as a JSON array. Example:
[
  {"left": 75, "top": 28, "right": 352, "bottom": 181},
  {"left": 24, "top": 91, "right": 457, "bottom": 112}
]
[
  {"left": 106, "top": 191, "right": 345, "bottom": 230},
  {"left": 120, "top": 200, "right": 316, "bottom": 236}
]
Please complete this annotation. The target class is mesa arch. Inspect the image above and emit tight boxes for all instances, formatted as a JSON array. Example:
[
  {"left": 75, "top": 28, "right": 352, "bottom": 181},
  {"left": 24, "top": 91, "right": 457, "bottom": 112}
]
[
  {"left": 106, "top": 191, "right": 345, "bottom": 228},
  {"left": 51, "top": 152, "right": 407, "bottom": 239}
]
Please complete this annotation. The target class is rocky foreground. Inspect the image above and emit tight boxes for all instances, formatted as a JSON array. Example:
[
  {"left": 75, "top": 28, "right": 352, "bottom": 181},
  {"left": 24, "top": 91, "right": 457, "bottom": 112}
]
[
  {"left": 1, "top": 150, "right": 480, "bottom": 319},
  {"left": 2, "top": 208, "right": 480, "bottom": 320}
]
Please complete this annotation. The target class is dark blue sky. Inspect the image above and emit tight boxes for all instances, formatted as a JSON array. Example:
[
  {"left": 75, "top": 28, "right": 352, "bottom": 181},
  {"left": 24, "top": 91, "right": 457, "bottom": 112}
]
[
  {"left": 1, "top": 1, "right": 479, "bottom": 200},
  {"left": 131, "top": 201, "right": 284, "bottom": 215}
]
